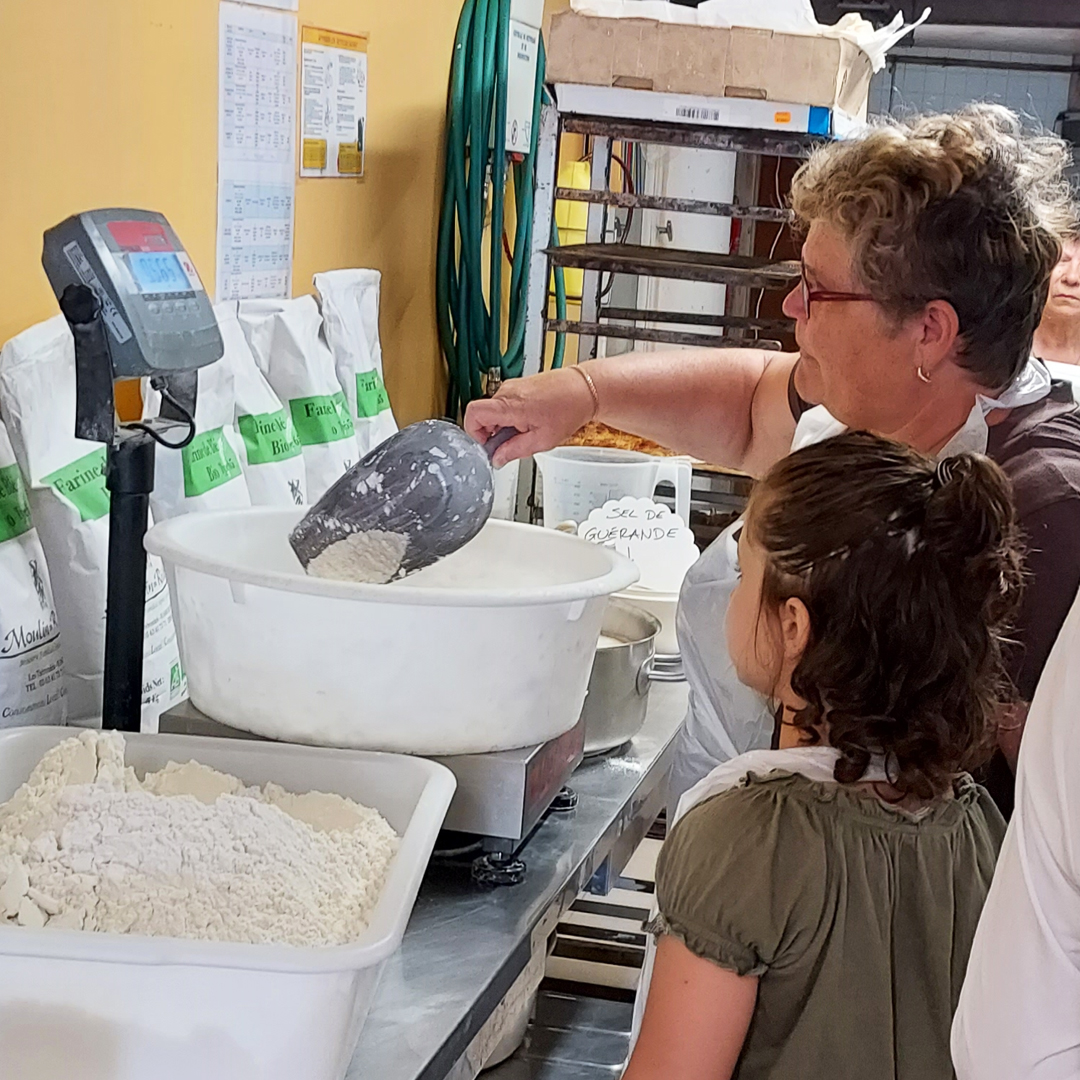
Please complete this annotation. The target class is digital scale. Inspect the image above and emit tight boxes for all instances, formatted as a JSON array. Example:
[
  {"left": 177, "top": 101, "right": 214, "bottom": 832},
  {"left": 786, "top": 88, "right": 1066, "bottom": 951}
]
[
  {"left": 42, "top": 209, "right": 223, "bottom": 732},
  {"left": 159, "top": 699, "right": 585, "bottom": 884}
]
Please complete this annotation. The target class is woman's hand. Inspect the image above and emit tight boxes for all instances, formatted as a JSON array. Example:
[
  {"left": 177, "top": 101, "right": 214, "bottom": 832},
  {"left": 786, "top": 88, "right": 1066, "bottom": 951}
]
[
  {"left": 464, "top": 367, "right": 597, "bottom": 467},
  {"left": 623, "top": 936, "right": 757, "bottom": 1080}
]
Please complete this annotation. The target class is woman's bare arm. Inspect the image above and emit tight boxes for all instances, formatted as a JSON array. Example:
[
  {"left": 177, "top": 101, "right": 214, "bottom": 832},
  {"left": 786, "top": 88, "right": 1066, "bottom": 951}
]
[{"left": 464, "top": 348, "right": 800, "bottom": 478}]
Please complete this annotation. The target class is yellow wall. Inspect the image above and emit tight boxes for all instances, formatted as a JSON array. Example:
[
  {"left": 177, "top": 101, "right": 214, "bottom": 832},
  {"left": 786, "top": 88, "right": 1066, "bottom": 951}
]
[{"left": 0, "top": 0, "right": 463, "bottom": 424}]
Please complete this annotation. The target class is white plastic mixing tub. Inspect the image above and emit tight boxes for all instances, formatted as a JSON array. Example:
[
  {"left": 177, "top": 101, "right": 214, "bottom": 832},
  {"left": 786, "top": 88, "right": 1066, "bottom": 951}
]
[
  {"left": 0, "top": 727, "right": 455, "bottom": 1080},
  {"left": 145, "top": 511, "right": 639, "bottom": 754}
]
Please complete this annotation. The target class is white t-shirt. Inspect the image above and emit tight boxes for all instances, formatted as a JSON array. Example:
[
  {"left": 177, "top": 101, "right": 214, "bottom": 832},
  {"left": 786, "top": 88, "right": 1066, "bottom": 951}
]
[
  {"left": 1045, "top": 359, "right": 1080, "bottom": 395},
  {"left": 952, "top": 584, "right": 1080, "bottom": 1079}
]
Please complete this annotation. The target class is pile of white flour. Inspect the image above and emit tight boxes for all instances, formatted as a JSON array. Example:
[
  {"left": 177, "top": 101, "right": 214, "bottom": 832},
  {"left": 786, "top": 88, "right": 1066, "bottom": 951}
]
[
  {"left": 0, "top": 731, "right": 399, "bottom": 946},
  {"left": 306, "top": 528, "right": 408, "bottom": 584}
]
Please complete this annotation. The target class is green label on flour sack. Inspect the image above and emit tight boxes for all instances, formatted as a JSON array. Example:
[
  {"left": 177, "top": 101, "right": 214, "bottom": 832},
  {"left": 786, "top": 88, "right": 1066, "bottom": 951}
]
[
  {"left": 355, "top": 370, "right": 391, "bottom": 419},
  {"left": 182, "top": 428, "right": 243, "bottom": 498},
  {"left": 237, "top": 409, "right": 303, "bottom": 465},
  {"left": 289, "top": 392, "right": 355, "bottom": 445},
  {"left": 0, "top": 463, "right": 32, "bottom": 543},
  {"left": 43, "top": 447, "right": 110, "bottom": 522}
]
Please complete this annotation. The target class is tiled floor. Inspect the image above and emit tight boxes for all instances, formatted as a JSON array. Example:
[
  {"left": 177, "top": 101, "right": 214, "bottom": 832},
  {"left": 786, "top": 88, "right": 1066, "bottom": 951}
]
[{"left": 485, "top": 825, "right": 664, "bottom": 1077}]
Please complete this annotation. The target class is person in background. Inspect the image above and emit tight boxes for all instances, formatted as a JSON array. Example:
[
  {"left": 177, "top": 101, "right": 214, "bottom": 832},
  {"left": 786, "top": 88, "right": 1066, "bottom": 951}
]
[
  {"left": 467, "top": 105, "right": 1080, "bottom": 819},
  {"left": 952, "top": 584, "right": 1080, "bottom": 1078},
  {"left": 624, "top": 432, "right": 1018, "bottom": 1080},
  {"left": 1033, "top": 229, "right": 1080, "bottom": 366}
]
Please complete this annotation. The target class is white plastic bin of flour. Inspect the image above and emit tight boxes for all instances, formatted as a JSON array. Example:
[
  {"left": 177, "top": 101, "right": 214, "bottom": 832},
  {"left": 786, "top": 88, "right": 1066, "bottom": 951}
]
[
  {"left": 0, "top": 727, "right": 456, "bottom": 1080},
  {"left": 534, "top": 447, "right": 692, "bottom": 529},
  {"left": 146, "top": 511, "right": 639, "bottom": 755}
]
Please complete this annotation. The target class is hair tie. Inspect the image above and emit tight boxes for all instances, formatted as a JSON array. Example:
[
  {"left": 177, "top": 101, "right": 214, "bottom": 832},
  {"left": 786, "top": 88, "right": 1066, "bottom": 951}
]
[{"left": 934, "top": 458, "right": 956, "bottom": 489}]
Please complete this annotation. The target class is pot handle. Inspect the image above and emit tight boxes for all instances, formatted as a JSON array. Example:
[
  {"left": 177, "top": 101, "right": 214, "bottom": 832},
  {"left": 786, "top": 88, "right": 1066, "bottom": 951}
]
[{"left": 636, "top": 657, "right": 654, "bottom": 697}]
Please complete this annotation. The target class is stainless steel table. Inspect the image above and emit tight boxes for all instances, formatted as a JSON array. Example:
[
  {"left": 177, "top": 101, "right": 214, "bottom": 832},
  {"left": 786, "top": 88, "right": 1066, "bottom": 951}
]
[{"left": 347, "top": 682, "right": 687, "bottom": 1080}]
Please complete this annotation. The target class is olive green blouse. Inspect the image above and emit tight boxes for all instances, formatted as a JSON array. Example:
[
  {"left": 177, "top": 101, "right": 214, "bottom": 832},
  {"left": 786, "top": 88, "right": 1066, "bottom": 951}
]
[{"left": 655, "top": 771, "right": 1006, "bottom": 1080}]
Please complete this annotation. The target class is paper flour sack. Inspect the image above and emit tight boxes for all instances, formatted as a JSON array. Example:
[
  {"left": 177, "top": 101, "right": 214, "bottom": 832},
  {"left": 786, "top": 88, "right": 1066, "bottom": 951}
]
[
  {"left": 314, "top": 270, "right": 397, "bottom": 456},
  {"left": 238, "top": 296, "right": 358, "bottom": 502},
  {"left": 0, "top": 419, "right": 65, "bottom": 727},
  {"left": 214, "top": 302, "right": 307, "bottom": 507},
  {"left": 0, "top": 316, "right": 185, "bottom": 727},
  {"left": 145, "top": 355, "right": 251, "bottom": 522}
]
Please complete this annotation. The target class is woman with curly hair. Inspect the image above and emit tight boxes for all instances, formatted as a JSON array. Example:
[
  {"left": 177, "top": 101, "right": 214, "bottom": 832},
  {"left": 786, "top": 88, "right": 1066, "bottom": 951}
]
[
  {"left": 468, "top": 104, "right": 1080, "bottom": 818},
  {"left": 623, "top": 431, "right": 1022, "bottom": 1080}
]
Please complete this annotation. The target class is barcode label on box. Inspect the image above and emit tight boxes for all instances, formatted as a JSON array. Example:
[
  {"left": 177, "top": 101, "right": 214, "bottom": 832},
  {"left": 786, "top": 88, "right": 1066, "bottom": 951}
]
[{"left": 672, "top": 105, "right": 723, "bottom": 123}]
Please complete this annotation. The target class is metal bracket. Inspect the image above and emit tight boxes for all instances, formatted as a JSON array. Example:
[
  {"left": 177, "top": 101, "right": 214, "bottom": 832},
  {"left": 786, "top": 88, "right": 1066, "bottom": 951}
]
[
  {"left": 550, "top": 786, "right": 578, "bottom": 813},
  {"left": 522, "top": 102, "right": 561, "bottom": 379},
  {"left": 61, "top": 285, "right": 116, "bottom": 445},
  {"left": 472, "top": 851, "right": 528, "bottom": 888}
]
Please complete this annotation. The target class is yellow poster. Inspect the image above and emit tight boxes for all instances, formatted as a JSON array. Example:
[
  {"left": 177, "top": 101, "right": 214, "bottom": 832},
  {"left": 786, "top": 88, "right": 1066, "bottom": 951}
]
[
  {"left": 299, "top": 27, "right": 367, "bottom": 178},
  {"left": 303, "top": 139, "right": 328, "bottom": 170}
]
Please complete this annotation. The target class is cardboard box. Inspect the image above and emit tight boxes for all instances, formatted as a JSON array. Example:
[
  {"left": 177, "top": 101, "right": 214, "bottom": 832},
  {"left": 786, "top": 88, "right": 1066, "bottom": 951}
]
[{"left": 545, "top": 11, "right": 873, "bottom": 117}]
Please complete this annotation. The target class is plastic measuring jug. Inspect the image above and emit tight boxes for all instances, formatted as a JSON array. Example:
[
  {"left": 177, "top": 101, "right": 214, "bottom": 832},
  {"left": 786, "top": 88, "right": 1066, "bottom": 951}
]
[{"left": 534, "top": 447, "right": 692, "bottom": 528}]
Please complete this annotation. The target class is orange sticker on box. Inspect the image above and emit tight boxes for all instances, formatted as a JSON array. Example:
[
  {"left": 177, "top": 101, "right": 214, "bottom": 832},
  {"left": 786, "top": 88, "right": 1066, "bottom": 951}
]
[{"left": 774, "top": 111, "right": 792, "bottom": 124}]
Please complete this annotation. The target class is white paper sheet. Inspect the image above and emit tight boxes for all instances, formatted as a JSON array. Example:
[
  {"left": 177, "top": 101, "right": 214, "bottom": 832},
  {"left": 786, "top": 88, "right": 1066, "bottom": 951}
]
[
  {"left": 216, "top": 2, "right": 298, "bottom": 301},
  {"left": 299, "top": 27, "right": 368, "bottom": 178}
]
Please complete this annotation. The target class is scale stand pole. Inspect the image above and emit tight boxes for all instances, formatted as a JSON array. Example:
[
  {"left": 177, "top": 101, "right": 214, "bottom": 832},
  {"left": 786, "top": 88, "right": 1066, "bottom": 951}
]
[
  {"left": 102, "top": 433, "right": 156, "bottom": 732},
  {"left": 59, "top": 282, "right": 158, "bottom": 733}
]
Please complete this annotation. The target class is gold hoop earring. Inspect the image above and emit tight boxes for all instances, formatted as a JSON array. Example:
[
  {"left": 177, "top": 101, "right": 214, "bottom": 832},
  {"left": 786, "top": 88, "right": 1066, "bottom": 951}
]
[{"left": 916, "top": 365, "right": 932, "bottom": 385}]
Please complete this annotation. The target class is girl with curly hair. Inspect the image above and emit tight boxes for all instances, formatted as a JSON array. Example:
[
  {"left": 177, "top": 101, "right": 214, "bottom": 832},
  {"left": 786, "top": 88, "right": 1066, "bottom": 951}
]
[{"left": 624, "top": 431, "right": 1022, "bottom": 1080}]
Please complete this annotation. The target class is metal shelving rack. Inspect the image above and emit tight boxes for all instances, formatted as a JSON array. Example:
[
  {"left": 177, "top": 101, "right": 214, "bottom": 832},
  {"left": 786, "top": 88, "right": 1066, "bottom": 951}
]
[
  {"left": 517, "top": 99, "right": 818, "bottom": 536},
  {"left": 524, "top": 109, "right": 814, "bottom": 374}
]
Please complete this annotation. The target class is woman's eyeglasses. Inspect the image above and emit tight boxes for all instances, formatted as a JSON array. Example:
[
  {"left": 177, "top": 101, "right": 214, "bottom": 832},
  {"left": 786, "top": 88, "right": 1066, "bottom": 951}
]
[{"left": 800, "top": 260, "right": 876, "bottom": 318}]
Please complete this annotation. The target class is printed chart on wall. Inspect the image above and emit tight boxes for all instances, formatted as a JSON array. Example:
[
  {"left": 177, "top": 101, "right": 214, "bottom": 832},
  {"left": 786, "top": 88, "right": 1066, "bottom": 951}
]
[
  {"left": 216, "top": 2, "right": 298, "bottom": 301},
  {"left": 300, "top": 28, "right": 368, "bottom": 179}
]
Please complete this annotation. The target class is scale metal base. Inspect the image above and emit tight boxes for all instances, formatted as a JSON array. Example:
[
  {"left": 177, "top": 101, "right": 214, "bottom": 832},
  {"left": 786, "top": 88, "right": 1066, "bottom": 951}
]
[{"left": 158, "top": 701, "right": 584, "bottom": 856}]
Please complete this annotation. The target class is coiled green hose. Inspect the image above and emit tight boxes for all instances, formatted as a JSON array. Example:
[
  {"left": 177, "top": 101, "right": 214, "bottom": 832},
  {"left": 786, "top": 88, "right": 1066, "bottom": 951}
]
[{"left": 436, "top": 0, "right": 565, "bottom": 420}]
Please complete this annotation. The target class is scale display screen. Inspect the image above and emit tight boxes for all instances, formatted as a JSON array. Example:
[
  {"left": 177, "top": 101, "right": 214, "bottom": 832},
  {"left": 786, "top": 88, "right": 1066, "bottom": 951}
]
[{"left": 128, "top": 252, "right": 191, "bottom": 294}]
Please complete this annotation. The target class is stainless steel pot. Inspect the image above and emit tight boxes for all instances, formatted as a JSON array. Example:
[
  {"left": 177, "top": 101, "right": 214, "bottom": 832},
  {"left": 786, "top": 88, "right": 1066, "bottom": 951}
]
[{"left": 580, "top": 601, "right": 661, "bottom": 756}]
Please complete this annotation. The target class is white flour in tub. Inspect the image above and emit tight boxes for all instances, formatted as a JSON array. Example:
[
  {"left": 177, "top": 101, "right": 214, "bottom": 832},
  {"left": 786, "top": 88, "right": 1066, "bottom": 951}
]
[
  {"left": 306, "top": 529, "right": 408, "bottom": 584},
  {"left": 0, "top": 731, "right": 398, "bottom": 946}
]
